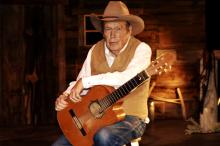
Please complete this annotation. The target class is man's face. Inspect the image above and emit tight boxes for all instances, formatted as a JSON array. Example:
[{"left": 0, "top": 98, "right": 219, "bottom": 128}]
[{"left": 103, "top": 21, "right": 132, "bottom": 55}]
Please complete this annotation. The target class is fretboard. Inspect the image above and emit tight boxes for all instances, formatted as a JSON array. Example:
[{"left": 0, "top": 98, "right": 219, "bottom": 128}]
[{"left": 99, "top": 70, "right": 149, "bottom": 111}]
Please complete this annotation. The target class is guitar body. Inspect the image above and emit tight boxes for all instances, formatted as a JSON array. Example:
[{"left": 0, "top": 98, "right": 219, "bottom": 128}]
[{"left": 57, "top": 85, "right": 125, "bottom": 146}]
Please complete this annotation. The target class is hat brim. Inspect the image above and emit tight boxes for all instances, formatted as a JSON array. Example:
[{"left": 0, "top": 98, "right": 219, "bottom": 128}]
[{"left": 90, "top": 13, "right": 144, "bottom": 36}]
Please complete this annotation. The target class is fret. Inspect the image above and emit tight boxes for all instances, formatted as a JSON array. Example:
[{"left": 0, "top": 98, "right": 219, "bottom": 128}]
[
  {"left": 119, "top": 85, "right": 127, "bottom": 96},
  {"left": 98, "top": 99, "right": 104, "bottom": 110},
  {"left": 130, "top": 79, "right": 136, "bottom": 88},
  {"left": 132, "top": 76, "right": 139, "bottom": 86},
  {"left": 109, "top": 95, "right": 115, "bottom": 105},
  {"left": 121, "top": 84, "right": 130, "bottom": 93},
  {"left": 116, "top": 88, "right": 124, "bottom": 97},
  {"left": 116, "top": 91, "right": 122, "bottom": 99},
  {"left": 126, "top": 81, "right": 133, "bottom": 91},
  {"left": 133, "top": 75, "right": 141, "bottom": 85},
  {"left": 106, "top": 94, "right": 112, "bottom": 104},
  {"left": 112, "top": 92, "right": 120, "bottom": 101},
  {"left": 100, "top": 98, "right": 109, "bottom": 109}
]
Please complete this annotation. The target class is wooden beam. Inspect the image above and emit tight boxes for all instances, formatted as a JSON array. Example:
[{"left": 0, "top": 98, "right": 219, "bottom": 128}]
[{"left": 0, "top": 0, "right": 66, "bottom": 5}]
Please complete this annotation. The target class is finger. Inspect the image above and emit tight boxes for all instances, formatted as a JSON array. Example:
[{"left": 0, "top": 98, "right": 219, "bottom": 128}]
[
  {"left": 59, "top": 98, "right": 68, "bottom": 105},
  {"left": 75, "top": 94, "right": 82, "bottom": 101},
  {"left": 55, "top": 103, "right": 68, "bottom": 111},
  {"left": 55, "top": 97, "right": 68, "bottom": 111},
  {"left": 69, "top": 94, "right": 82, "bottom": 102},
  {"left": 56, "top": 105, "right": 65, "bottom": 111},
  {"left": 69, "top": 96, "right": 81, "bottom": 103}
]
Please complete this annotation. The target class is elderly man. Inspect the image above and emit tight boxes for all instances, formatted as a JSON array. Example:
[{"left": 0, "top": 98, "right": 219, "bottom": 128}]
[{"left": 53, "top": 1, "right": 152, "bottom": 146}]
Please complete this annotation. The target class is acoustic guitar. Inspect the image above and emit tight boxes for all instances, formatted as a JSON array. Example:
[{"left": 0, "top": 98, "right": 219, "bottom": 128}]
[{"left": 57, "top": 52, "right": 175, "bottom": 146}]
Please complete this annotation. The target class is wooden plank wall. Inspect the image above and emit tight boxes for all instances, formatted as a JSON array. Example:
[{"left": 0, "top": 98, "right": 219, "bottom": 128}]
[
  {"left": 0, "top": 4, "right": 60, "bottom": 126},
  {"left": 0, "top": 5, "right": 26, "bottom": 125}
]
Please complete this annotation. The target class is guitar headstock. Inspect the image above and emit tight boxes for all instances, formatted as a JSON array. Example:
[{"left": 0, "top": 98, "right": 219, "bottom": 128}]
[{"left": 146, "top": 53, "right": 175, "bottom": 76}]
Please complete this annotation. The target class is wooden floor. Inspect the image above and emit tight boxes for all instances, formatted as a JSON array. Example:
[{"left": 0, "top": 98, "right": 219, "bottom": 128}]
[{"left": 0, "top": 119, "right": 220, "bottom": 146}]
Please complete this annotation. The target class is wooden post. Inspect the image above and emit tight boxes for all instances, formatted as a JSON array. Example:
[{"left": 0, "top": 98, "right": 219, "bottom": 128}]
[
  {"left": 57, "top": 4, "right": 66, "bottom": 93},
  {"left": 0, "top": 11, "right": 2, "bottom": 119}
]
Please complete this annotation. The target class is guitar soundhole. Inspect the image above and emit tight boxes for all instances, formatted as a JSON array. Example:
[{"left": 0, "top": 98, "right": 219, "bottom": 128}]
[{"left": 89, "top": 101, "right": 104, "bottom": 119}]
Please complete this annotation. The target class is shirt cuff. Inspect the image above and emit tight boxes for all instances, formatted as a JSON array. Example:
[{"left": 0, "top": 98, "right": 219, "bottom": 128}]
[{"left": 82, "top": 76, "right": 93, "bottom": 89}]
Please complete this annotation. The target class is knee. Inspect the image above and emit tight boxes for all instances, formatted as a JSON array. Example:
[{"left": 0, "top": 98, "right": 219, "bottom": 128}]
[{"left": 94, "top": 128, "right": 111, "bottom": 145}]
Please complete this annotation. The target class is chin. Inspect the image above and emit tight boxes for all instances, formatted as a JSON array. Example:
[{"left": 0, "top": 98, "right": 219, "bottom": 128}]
[{"left": 109, "top": 47, "right": 120, "bottom": 51}]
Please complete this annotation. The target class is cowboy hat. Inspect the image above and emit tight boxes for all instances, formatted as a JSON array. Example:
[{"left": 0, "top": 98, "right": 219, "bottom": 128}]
[{"left": 90, "top": 1, "right": 145, "bottom": 36}]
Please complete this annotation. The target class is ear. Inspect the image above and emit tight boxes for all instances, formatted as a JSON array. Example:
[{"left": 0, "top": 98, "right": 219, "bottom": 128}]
[{"left": 129, "top": 25, "right": 132, "bottom": 35}]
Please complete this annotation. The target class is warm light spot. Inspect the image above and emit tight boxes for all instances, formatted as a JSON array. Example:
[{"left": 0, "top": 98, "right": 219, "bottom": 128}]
[
  {"left": 218, "top": 97, "right": 220, "bottom": 105},
  {"left": 150, "top": 101, "right": 154, "bottom": 106}
]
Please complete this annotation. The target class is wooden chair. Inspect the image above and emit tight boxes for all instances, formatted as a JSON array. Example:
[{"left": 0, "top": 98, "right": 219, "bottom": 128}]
[
  {"left": 129, "top": 137, "right": 142, "bottom": 146},
  {"left": 150, "top": 87, "right": 187, "bottom": 120}
]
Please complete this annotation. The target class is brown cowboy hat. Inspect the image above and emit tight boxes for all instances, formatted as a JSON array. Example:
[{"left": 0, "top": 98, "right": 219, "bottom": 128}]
[{"left": 90, "top": 1, "right": 145, "bottom": 36}]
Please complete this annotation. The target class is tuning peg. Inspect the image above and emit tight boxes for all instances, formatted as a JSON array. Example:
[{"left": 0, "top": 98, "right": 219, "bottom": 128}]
[{"left": 169, "top": 65, "right": 172, "bottom": 70}]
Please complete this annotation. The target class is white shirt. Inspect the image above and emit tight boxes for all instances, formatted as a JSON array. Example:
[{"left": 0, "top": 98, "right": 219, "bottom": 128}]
[{"left": 64, "top": 39, "right": 152, "bottom": 95}]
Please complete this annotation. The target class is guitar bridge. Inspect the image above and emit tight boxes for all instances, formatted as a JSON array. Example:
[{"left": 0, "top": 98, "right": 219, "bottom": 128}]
[{"left": 69, "top": 109, "right": 87, "bottom": 136}]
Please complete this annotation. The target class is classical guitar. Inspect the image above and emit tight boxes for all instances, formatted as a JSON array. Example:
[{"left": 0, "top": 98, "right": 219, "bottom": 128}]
[{"left": 57, "top": 52, "right": 175, "bottom": 146}]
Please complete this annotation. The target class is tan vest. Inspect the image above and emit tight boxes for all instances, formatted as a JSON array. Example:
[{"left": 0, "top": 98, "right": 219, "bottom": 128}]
[{"left": 91, "top": 37, "right": 150, "bottom": 120}]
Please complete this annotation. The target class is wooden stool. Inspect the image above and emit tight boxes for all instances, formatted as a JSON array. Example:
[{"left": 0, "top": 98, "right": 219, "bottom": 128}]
[
  {"left": 123, "top": 137, "right": 141, "bottom": 146},
  {"left": 130, "top": 137, "right": 141, "bottom": 146},
  {"left": 150, "top": 87, "right": 187, "bottom": 120}
]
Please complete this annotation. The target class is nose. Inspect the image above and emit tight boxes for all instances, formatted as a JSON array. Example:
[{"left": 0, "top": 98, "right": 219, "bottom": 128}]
[{"left": 110, "top": 29, "right": 117, "bottom": 37}]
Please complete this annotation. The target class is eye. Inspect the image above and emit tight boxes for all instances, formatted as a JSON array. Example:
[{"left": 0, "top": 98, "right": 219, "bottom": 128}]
[
  {"left": 115, "top": 27, "right": 121, "bottom": 31},
  {"left": 104, "top": 27, "right": 111, "bottom": 31}
]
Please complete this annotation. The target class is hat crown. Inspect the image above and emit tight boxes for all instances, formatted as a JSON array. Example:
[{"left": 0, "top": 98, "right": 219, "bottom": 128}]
[
  {"left": 103, "top": 1, "right": 130, "bottom": 17},
  {"left": 90, "top": 1, "right": 144, "bottom": 35}
]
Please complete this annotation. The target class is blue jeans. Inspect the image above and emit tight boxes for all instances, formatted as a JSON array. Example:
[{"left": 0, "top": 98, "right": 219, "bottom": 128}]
[{"left": 52, "top": 115, "right": 146, "bottom": 146}]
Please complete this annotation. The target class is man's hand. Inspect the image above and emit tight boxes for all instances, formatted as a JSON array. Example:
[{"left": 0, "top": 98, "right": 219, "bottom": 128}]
[
  {"left": 55, "top": 79, "right": 84, "bottom": 111},
  {"left": 69, "top": 78, "right": 84, "bottom": 102},
  {"left": 55, "top": 94, "right": 68, "bottom": 111}
]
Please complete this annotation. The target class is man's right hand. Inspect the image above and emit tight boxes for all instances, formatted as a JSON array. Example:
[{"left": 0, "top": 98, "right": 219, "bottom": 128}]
[{"left": 55, "top": 94, "right": 68, "bottom": 111}]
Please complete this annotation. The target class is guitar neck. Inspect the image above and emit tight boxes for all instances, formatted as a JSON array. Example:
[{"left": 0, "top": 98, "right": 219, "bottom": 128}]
[{"left": 99, "top": 70, "right": 149, "bottom": 110}]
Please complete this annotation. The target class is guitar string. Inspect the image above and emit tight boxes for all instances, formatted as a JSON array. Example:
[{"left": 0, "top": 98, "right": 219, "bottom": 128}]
[{"left": 99, "top": 70, "right": 149, "bottom": 110}]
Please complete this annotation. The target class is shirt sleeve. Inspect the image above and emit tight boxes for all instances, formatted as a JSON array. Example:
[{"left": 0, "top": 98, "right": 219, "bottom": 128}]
[{"left": 82, "top": 42, "right": 152, "bottom": 89}]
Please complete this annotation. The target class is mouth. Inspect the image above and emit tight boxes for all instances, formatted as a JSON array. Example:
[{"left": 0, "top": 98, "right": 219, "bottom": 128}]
[{"left": 109, "top": 41, "right": 118, "bottom": 45}]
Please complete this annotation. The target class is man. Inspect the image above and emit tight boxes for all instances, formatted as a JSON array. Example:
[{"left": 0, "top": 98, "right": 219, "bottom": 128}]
[{"left": 53, "top": 1, "right": 152, "bottom": 146}]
